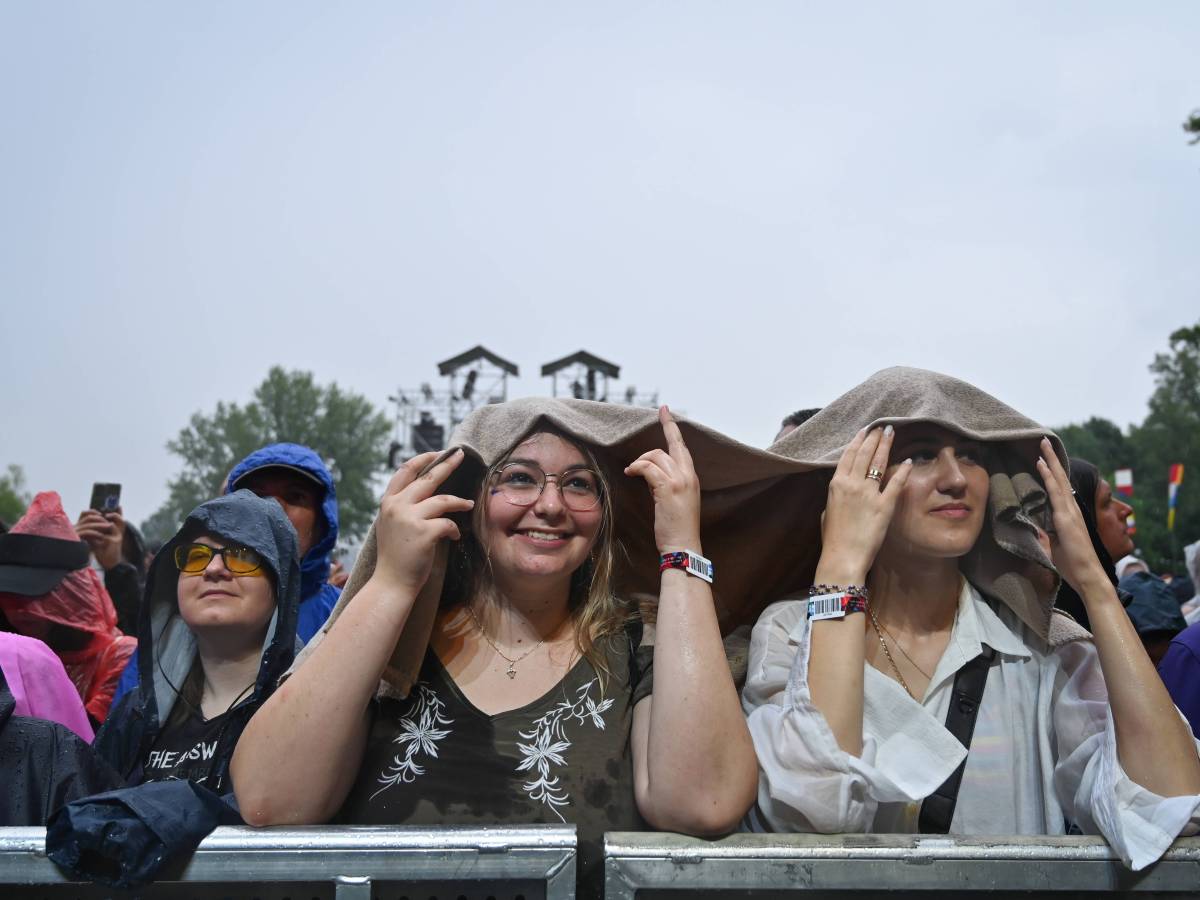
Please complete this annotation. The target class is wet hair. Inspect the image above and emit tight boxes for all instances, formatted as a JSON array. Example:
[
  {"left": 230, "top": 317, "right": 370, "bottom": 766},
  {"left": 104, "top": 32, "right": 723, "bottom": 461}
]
[{"left": 440, "top": 426, "right": 630, "bottom": 682}]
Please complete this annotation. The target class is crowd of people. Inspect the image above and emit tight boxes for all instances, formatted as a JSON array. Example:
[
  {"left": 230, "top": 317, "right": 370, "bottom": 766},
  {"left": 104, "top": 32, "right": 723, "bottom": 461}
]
[{"left": 2, "top": 367, "right": 1200, "bottom": 898}]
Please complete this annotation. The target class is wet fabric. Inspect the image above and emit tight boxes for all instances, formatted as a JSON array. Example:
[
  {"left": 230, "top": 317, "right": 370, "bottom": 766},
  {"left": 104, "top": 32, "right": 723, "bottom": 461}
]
[
  {"left": 142, "top": 710, "right": 231, "bottom": 784},
  {"left": 1120, "top": 570, "right": 1187, "bottom": 637},
  {"left": 95, "top": 489, "right": 301, "bottom": 792},
  {"left": 52, "top": 491, "right": 300, "bottom": 888},
  {"left": 0, "top": 632, "right": 93, "bottom": 741},
  {"left": 0, "top": 663, "right": 123, "bottom": 826},
  {"left": 227, "top": 442, "right": 341, "bottom": 643},
  {"left": 46, "top": 780, "right": 241, "bottom": 889},
  {"left": 0, "top": 493, "right": 135, "bottom": 723},
  {"left": 766, "top": 367, "right": 1085, "bottom": 645},
  {"left": 111, "top": 445, "right": 342, "bottom": 706},
  {"left": 338, "top": 635, "right": 646, "bottom": 900},
  {"left": 296, "top": 396, "right": 815, "bottom": 700}
]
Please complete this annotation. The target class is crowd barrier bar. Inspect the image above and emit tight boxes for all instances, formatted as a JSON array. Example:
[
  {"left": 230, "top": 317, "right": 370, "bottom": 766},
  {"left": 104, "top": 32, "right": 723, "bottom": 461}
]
[
  {"left": 603, "top": 832, "right": 1200, "bottom": 898},
  {"left": 0, "top": 824, "right": 576, "bottom": 900}
]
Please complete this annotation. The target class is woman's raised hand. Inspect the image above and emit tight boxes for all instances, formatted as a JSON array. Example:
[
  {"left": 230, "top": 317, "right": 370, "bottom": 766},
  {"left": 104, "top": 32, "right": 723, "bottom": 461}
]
[
  {"left": 1036, "top": 438, "right": 1110, "bottom": 593},
  {"left": 816, "top": 426, "right": 911, "bottom": 585},
  {"left": 372, "top": 449, "right": 475, "bottom": 594},
  {"left": 625, "top": 406, "right": 702, "bottom": 553}
]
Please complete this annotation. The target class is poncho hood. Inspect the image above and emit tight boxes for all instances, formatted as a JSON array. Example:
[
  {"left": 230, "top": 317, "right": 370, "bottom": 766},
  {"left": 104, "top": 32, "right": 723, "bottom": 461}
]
[
  {"left": 300, "top": 397, "right": 809, "bottom": 697},
  {"left": 769, "top": 366, "right": 1086, "bottom": 645},
  {"left": 226, "top": 442, "right": 339, "bottom": 601},
  {"left": 0, "top": 492, "right": 135, "bottom": 721},
  {"left": 134, "top": 490, "right": 301, "bottom": 758}
]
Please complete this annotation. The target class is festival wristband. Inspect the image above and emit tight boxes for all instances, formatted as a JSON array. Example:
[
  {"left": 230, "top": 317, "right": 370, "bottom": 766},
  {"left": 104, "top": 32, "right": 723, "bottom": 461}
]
[
  {"left": 806, "top": 592, "right": 868, "bottom": 621},
  {"left": 659, "top": 550, "right": 714, "bottom": 584}
]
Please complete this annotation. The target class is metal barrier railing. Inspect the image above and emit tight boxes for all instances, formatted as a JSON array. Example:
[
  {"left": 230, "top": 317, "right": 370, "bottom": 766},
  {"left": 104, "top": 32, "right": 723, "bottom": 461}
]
[
  {"left": 0, "top": 825, "right": 576, "bottom": 900},
  {"left": 603, "top": 832, "right": 1200, "bottom": 898},
  {"left": 9, "top": 827, "right": 1200, "bottom": 899}
]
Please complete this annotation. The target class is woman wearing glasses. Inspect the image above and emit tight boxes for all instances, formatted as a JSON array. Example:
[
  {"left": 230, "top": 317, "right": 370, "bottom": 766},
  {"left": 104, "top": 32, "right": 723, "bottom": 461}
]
[
  {"left": 95, "top": 490, "right": 300, "bottom": 792},
  {"left": 233, "top": 401, "right": 757, "bottom": 898}
]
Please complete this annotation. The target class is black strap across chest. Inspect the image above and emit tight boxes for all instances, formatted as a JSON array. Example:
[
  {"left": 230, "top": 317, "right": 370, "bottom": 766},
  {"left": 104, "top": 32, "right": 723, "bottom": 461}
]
[{"left": 918, "top": 645, "right": 996, "bottom": 834}]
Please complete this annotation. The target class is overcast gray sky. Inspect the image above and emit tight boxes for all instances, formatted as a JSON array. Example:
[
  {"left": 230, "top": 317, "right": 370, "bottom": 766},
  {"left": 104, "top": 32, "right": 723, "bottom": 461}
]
[{"left": 2, "top": 2, "right": 1198, "bottom": 527}]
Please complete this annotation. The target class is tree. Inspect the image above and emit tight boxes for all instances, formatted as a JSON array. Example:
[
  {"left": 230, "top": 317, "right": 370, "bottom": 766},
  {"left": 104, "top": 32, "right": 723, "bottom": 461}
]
[
  {"left": 143, "top": 368, "right": 392, "bottom": 545},
  {"left": 1055, "top": 417, "right": 1130, "bottom": 473},
  {"left": 1128, "top": 323, "right": 1200, "bottom": 571},
  {"left": 0, "top": 464, "right": 30, "bottom": 526},
  {"left": 1186, "top": 109, "right": 1200, "bottom": 145}
]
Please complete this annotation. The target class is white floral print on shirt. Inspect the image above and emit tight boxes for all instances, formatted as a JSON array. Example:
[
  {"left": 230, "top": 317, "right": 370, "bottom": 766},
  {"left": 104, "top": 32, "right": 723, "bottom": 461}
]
[
  {"left": 516, "top": 677, "right": 614, "bottom": 821},
  {"left": 371, "top": 683, "right": 453, "bottom": 799}
]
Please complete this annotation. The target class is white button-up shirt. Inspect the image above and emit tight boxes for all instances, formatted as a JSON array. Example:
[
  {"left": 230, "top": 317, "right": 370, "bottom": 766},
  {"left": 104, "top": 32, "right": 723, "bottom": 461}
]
[{"left": 742, "top": 580, "right": 1200, "bottom": 870}]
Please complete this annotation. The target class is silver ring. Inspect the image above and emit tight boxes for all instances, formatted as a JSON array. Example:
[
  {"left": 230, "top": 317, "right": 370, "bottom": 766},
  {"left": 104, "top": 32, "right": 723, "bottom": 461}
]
[{"left": 866, "top": 468, "right": 884, "bottom": 482}]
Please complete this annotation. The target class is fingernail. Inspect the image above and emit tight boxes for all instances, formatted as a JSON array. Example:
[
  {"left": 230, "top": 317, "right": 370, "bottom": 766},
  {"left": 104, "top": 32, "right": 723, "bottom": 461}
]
[
  {"left": 903, "top": 458, "right": 913, "bottom": 465},
  {"left": 883, "top": 424, "right": 893, "bottom": 437}
]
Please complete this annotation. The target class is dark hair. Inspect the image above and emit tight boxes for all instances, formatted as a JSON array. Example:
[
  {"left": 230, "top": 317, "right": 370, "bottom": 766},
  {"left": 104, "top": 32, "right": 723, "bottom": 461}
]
[
  {"left": 1053, "top": 458, "right": 1118, "bottom": 630},
  {"left": 781, "top": 408, "right": 821, "bottom": 430}
]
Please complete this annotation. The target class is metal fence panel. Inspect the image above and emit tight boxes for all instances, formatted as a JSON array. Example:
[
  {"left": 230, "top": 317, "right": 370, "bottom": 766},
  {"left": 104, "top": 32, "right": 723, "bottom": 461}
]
[
  {"left": 0, "top": 824, "right": 576, "bottom": 900},
  {"left": 603, "top": 833, "right": 1200, "bottom": 899}
]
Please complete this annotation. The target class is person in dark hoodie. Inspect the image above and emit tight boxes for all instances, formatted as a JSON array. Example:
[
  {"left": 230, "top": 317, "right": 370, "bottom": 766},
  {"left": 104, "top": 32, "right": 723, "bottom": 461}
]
[
  {"left": 109, "top": 442, "right": 338, "bottom": 706},
  {"left": 225, "top": 442, "right": 340, "bottom": 645},
  {"left": 94, "top": 489, "right": 300, "bottom": 793},
  {"left": 0, "top": 638, "right": 123, "bottom": 825}
]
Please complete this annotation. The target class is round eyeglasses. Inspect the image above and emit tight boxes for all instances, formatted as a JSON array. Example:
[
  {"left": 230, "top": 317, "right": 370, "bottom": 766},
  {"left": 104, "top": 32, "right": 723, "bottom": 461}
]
[
  {"left": 174, "top": 542, "right": 266, "bottom": 577},
  {"left": 490, "top": 462, "right": 603, "bottom": 511}
]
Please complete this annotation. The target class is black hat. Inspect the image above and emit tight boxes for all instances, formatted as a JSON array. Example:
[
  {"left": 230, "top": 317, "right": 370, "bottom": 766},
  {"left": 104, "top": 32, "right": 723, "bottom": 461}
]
[{"left": 0, "top": 532, "right": 90, "bottom": 597}]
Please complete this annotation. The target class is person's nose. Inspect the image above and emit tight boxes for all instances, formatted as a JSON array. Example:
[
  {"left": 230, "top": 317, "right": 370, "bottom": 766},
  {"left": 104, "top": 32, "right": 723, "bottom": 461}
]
[
  {"left": 532, "top": 476, "right": 566, "bottom": 517},
  {"left": 936, "top": 448, "right": 968, "bottom": 495},
  {"left": 203, "top": 552, "right": 233, "bottom": 579}
]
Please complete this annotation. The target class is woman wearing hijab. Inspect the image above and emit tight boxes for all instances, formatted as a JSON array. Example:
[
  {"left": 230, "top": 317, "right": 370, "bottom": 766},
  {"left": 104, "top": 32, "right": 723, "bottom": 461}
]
[
  {"left": 233, "top": 402, "right": 758, "bottom": 898},
  {"left": 743, "top": 367, "right": 1200, "bottom": 871},
  {"left": 95, "top": 489, "right": 300, "bottom": 793},
  {"left": 1052, "top": 458, "right": 1133, "bottom": 631}
]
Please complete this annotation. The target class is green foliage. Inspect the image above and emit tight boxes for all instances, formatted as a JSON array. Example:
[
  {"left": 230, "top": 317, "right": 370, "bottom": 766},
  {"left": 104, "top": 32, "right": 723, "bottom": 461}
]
[
  {"left": 1186, "top": 110, "right": 1200, "bottom": 145},
  {"left": 142, "top": 368, "right": 392, "bottom": 546},
  {"left": 1057, "top": 322, "right": 1200, "bottom": 572},
  {"left": 1055, "top": 417, "right": 1130, "bottom": 471},
  {"left": 0, "top": 464, "right": 31, "bottom": 526}
]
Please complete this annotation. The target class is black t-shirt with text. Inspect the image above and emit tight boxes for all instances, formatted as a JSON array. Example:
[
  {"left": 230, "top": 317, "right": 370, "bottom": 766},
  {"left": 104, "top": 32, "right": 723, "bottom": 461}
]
[{"left": 143, "top": 710, "right": 230, "bottom": 785}]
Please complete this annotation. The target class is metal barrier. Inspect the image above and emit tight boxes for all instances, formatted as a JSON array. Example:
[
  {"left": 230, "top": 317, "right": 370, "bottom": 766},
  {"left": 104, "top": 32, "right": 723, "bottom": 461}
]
[
  {"left": 0, "top": 825, "right": 576, "bottom": 900},
  {"left": 603, "top": 832, "right": 1200, "bottom": 898}
]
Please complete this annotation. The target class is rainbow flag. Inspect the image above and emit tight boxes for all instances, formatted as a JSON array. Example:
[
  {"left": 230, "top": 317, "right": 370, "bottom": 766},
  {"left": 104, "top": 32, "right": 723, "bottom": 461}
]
[{"left": 1168, "top": 464, "right": 1184, "bottom": 531}]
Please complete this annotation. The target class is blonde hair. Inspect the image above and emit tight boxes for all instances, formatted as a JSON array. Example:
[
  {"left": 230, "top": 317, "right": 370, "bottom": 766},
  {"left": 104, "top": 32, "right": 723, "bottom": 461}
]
[{"left": 441, "top": 427, "right": 631, "bottom": 680}]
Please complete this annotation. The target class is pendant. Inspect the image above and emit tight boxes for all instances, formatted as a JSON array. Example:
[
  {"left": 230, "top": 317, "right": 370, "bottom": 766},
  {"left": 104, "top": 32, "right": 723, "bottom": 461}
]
[{"left": 506, "top": 662, "right": 517, "bottom": 679}]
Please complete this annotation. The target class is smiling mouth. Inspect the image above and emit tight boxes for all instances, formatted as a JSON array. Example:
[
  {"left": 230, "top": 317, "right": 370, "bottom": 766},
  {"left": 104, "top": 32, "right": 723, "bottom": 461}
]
[
  {"left": 515, "top": 529, "right": 572, "bottom": 543},
  {"left": 200, "top": 590, "right": 237, "bottom": 599}
]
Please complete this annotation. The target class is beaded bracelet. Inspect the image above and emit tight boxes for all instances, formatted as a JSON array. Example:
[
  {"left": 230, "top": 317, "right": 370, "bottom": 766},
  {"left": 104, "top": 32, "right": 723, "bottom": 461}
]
[
  {"left": 808, "top": 583, "right": 869, "bottom": 600},
  {"left": 806, "top": 592, "right": 869, "bottom": 621}
]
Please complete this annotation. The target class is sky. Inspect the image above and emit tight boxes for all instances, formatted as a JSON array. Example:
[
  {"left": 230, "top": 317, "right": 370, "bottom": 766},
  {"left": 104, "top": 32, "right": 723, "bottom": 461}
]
[{"left": 2, "top": 2, "right": 1198, "bottom": 527}]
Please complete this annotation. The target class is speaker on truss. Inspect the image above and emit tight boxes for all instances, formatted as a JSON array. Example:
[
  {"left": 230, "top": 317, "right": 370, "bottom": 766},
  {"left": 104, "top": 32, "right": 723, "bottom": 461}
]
[{"left": 412, "top": 412, "right": 445, "bottom": 454}]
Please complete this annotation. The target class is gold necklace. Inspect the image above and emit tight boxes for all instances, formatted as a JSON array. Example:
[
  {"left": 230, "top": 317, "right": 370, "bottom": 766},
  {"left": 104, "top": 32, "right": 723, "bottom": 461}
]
[
  {"left": 867, "top": 605, "right": 916, "bottom": 700},
  {"left": 466, "top": 605, "right": 545, "bottom": 679},
  {"left": 872, "top": 617, "right": 933, "bottom": 680}
]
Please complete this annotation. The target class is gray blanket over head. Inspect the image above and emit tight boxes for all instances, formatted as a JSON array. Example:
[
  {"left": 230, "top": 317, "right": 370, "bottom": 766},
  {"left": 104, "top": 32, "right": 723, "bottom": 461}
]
[{"left": 769, "top": 365, "right": 1088, "bottom": 645}]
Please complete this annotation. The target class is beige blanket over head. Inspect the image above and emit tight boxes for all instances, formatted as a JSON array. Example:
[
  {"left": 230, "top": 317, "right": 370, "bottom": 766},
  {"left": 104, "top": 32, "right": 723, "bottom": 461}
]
[
  {"left": 301, "top": 371, "right": 1085, "bottom": 698},
  {"left": 769, "top": 365, "right": 1089, "bottom": 646},
  {"left": 297, "top": 397, "right": 819, "bottom": 697}
]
